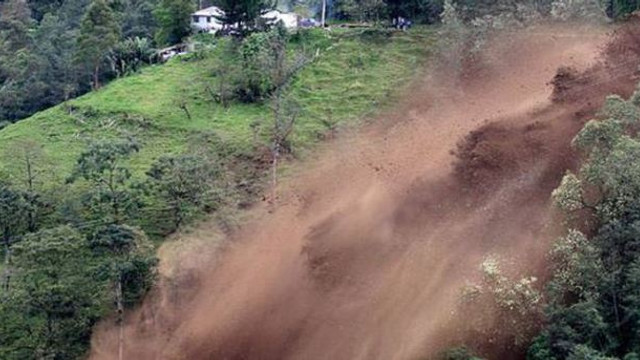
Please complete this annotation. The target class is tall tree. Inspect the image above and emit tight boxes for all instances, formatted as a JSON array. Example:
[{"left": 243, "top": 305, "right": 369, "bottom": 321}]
[
  {"left": 0, "top": 185, "right": 28, "bottom": 293},
  {"left": 27, "top": 0, "right": 65, "bottom": 21},
  {"left": 153, "top": 0, "right": 194, "bottom": 45},
  {"left": 608, "top": 0, "right": 640, "bottom": 18},
  {"left": 385, "top": 0, "right": 443, "bottom": 24},
  {"left": 0, "top": 0, "right": 38, "bottom": 122},
  {"left": 215, "top": 0, "right": 275, "bottom": 34},
  {"left": 147, "top": 154, "right": 221, "bottom": 232},
  {"left": 89, "top": 224, "right": 156, "bottom": 360},
  {"left": 334, "top": 0, "right": 386, "bottom": 22},
  {"left": 121, "top": 0, "right": 159, "bottom": 39},
  {"left": 248, "top": 27, "right": 310, "bottom": 203},
  {"left": 2, "top": 226, "right": 101, "bottom": 360},
  {"left": 67, "top": 138, "right": 142, "bottom": 227},
  {"left": 2, "top": 140, "right": 49, "bottom": 232},
  {"left": 76, "top": 0, "right": 120, "bottom": 89}
]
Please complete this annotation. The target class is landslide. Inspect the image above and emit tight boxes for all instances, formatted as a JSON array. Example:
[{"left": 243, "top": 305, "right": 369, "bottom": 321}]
[{"left": 90, "top": 21, "right": 640, "bottom": 360}]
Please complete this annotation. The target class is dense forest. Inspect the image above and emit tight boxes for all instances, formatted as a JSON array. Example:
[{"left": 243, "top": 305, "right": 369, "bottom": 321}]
[{"left": 3, "top": 0, "right": 640, "bottom": 359}]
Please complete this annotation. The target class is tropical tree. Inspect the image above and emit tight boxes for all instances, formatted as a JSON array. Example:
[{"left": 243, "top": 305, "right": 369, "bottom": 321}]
[
  {"left": 67, "top": 138, "right": 142, "bottom": 227},
  {"left": 76, "top": 0, "right": 121, "bottom": 89},
  {"left": 215, "top": 0, "right": 276, "bottom": 34},
  {"left": 147, "top": 154, "right": 222, "bottom": 231},
  {"left": 245, "top": 27, "right": 309, "bottom": 203},
  {"left": 109, "top": 37, "right": 156, "bottom": 77},
  {"left": 89, "top": 224, "right": 156, "bottom": 360},
  {"left": 121, "top": 0, "right": 159, "bottom": 39},
  {"left": 1, "top": 226, "right": 101, "bottom": 359},
  {"left": 153, "top": 0, "right": 194, "bottom": 45}
]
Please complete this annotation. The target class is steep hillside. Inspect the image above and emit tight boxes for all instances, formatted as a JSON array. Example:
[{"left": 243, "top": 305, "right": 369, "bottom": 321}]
[
  {"left": 90, "top": 23, "right": 632, "bottom": 360},
  {"left": 0, "top": 28, "right": 434, "bottom": 187}
]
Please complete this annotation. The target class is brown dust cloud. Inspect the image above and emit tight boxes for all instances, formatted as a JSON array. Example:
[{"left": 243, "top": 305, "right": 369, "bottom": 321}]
[{"left": 90, "top": 21, "right": 640, "bottom": 360}]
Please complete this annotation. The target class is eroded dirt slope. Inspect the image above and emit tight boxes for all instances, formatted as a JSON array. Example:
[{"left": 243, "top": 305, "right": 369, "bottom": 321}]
[{"left": 90, "top": 23, "right": 640, "bottom": 360}]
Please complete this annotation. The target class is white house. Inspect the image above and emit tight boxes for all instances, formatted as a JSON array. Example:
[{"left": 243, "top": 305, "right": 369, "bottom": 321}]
[
  {"left": 191, "top": 6, "right": 224, "bottom": 32},
  {"left": 191, "top": 7, "right": 299, "bottom": 33}
]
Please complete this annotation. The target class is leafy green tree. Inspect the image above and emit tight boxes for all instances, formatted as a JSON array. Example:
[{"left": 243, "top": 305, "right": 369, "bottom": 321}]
[
  {"left": 243, "top": 27, "right": 309, "bottom": 203},
  {"left": 109, "top": 36, "right": 156, "bottom": 77},
  {"left": 0, "top": 0, "right": 32, "bottom": 51},
  {"left": 121, "top": 0, "right": 159, "bottom": 39},
  {"left": 529, "top": 85, "right": 640, "bottom": 360},
  {"left": 206, "top": 38, "right": 242, "bottom": 107},
  {"left": 385, "top": 0, "right": 443, "bottom": 24},
  {"left": 552, "top": 95, "right": 640, "bottom": 224},
  {"left": 67, "top": 138, "right": 142, "bottom": 226},
  {"left": 89, "top": 224, "right": 156, "bottom": 360},
  {"left": 608, "top": 0, "right": 640, "bottom": 18},
  {"left": 0, "top": 0, "right": 94, "bottom": 123},
  {"left": 153, "top": 0, "right": 194, "bottom": 45},
  {"left": 27, "top": 0, "right": 65, "bottom": 21},
  {"left": 1, "top": 226, "right": 102, "bottom": 359},
  {"left": 215, "top": 0, "right": 275, "bottom": 35},
  {"left": 147, "top": 154, "right": 222, "bottom": 231},
  {"left": 0, "top": 0, "right": 38, "bottom": 122},
  {"left": 334, "top": 0, "right": 386, "bottom": 22},
  {"left": 76, "top": 0, "right": 120, "bottom": 89}
]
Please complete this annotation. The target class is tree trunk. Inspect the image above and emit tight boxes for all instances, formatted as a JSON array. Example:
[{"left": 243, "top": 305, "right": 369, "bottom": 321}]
[
  {"left": 2, "top": 229, "right": 11, "bottom": 293},
  {"left": 109, "top": 169, "right": 121, "bottom": 225},
  {"left": 93, "top": 63, "right": 100, "bottom": 90},
  {"left": 173, "top": 200, "right": 182, "bottom": 231},
  {"left": 321, "top": 0, "right": 327, "bottom": 27},
  {"left": 271, "top": 144, "right": 279, "bottom": 206},
  {"left": 116, "top": 274, "right": 124, "bottom": 360},
  {"left": 26, "top": 154, "right": 36, "bottom": 232}
]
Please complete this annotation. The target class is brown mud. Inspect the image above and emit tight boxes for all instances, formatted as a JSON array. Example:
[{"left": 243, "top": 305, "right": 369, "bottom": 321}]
[{"left": 90, "top": 21, "right": 640, "bottom": 360}]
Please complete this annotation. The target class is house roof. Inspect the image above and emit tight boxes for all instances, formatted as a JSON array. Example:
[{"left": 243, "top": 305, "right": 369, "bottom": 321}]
[{"left": 193, "top": 6, "right": 223, "bottom": 17}]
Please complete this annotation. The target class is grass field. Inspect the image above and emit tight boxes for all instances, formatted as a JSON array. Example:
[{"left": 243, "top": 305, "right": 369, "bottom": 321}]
[{"left": 0, "top": 27, "right": 435, "bottom": 187}]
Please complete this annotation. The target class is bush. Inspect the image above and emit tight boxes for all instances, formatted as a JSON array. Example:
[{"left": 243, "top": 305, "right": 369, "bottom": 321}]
[{"left": 208, "top": 26, "right": 294, "bottom": 105}]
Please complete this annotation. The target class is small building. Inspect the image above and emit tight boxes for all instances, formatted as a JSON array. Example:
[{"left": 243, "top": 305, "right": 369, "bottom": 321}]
[
  {"left": 191, "top": 7, "right": 299, "bottom": 33},
  {"left": 191, "top": 6, "right": 224, "bottom": 33}
]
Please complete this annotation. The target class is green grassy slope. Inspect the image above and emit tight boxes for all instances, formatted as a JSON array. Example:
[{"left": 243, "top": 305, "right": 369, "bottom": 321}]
[{"left": 0, "top": 28, "right": 435, "bottom": 186}]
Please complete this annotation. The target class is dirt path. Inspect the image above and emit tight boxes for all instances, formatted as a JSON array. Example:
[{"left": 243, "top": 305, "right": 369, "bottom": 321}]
[{"left": 90, "top": 24, "right": 628, "bottom": 360}]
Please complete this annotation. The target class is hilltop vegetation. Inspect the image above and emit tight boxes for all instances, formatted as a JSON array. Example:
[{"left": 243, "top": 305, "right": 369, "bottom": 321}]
[{"left": 0, "top": 28, "right": 433, "bottom": 186}]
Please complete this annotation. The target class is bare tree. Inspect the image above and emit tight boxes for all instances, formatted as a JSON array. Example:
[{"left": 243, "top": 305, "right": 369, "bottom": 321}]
[
  {"left": 3, "top": 140, "right": 47, "bottom": 232},
  {"left": 260, "top": 28, "right": 311, "bottom": 204}
]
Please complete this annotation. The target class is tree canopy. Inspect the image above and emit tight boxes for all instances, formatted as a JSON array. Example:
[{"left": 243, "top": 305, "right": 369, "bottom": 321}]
[{"left": 529, "top": 86, "right": 640, "bottom": 360}]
